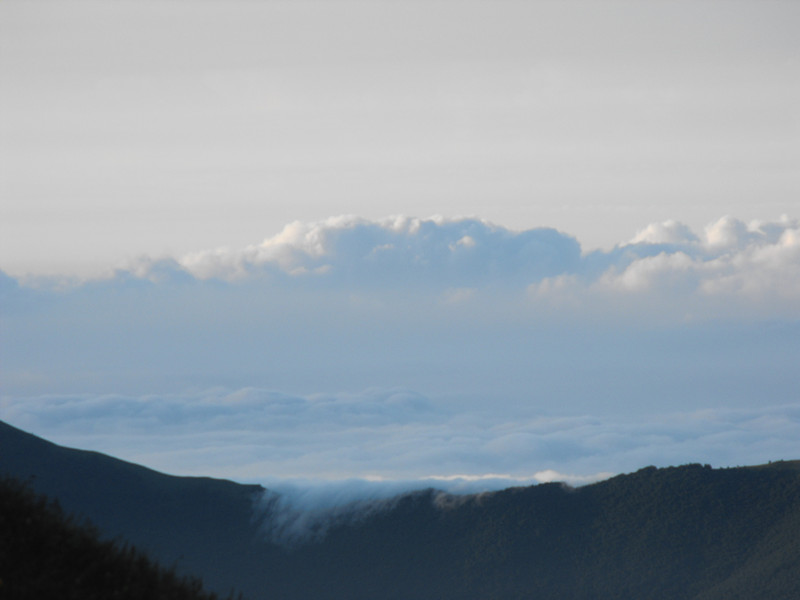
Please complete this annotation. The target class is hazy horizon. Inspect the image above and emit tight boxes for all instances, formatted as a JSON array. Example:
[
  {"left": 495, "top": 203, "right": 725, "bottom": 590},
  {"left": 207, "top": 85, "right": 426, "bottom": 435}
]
[
  {"left": 2, "top": 1, "right": 799, "bottom": 491},
  {"left": 3, "top": 213, "right": 799, "bottom": 487}
]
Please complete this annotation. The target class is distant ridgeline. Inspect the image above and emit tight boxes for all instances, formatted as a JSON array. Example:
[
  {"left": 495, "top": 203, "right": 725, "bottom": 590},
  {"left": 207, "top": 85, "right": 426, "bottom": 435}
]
[{"left": 2, "top": 419, "right": 800, "bottom": 600}]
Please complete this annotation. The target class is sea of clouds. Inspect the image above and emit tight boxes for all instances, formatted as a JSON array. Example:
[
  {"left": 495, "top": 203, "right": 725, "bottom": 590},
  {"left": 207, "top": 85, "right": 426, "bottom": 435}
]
[
  {"left": 3, "top": 387, "right": 799, "bottom": 482},
  {"left": 1, "top": 215, "right": 799, "bottom": 504}
]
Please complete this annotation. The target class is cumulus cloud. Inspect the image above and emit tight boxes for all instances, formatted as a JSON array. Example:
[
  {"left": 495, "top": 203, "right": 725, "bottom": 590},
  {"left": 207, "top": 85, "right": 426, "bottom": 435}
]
[
  {"left": 627, "top": 219, "right": 699, "bottom": 246},
  {"left": 6, "top": 215, "right": 799, "bottom": 317},
  {"left": 144, "top": 215, "right": 800, "bottom": 318},
  {"left": 531, "top": 215, "right": 800, "bottom": 319},
  {"left": 172, "top": 215, "right": 584, "bottom": 288}
]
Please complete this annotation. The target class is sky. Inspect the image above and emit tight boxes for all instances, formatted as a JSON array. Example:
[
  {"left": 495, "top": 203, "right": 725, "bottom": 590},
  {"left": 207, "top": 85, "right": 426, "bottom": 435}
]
[{"left": 1, "top": 1, "right": 799, "bottom": 495}]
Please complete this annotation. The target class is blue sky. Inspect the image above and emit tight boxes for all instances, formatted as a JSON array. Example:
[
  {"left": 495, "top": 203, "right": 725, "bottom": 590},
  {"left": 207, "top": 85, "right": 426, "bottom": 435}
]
[{"left": 1, "top": 1, "right": 799, "bottom": 490}]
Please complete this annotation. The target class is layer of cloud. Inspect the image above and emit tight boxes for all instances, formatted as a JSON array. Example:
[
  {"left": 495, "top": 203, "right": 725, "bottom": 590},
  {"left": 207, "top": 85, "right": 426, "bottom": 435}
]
[
  {"left": 2, "top": 215, "right": 799, "bottom": 408},
  {"left": 3, "top": 387, "right": 799, "bottom": 485}
]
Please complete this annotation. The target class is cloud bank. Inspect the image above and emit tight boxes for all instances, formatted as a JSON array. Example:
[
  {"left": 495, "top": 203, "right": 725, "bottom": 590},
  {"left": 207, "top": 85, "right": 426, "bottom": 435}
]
[
  {"left": 3, "top": 388, "right": 798, "bottom": 484},
  {"left": 1, "top": 215, "right": 798, "bottom": 499},
  {"left": 6, "top": 214, "right": 791, "bottom": 322},
  {"left": 3, "top": 385, "right": 799, "bottom": 542},
  {"left": 151, "top": 215, "right": 800, "bottom": 315},
  {"left": 1, "top": 215, "right": 799, "bottom": 412},
  {"left": 4, "top": 215, "right": 798, "bottom": 312}
]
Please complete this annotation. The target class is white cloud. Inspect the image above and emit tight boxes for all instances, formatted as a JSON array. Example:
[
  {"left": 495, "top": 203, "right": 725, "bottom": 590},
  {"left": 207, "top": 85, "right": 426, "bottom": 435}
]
[
  {"left": 166, "top": 216, "right": 800, "bottom": 316},
  {"left": 628, "top": 219, "right": 699, "bottom": 246},
  {"left": 530, "top": 470, "right": 614, "bottom": 486},
  {"left": 604, "top": 251, "right": 697, "bottom": 293},
  {"left": 3, "top": 388, "right": 799, "bottom": 484},
  {"left": 6, "top": 215, "right": 798, "bottom": 315},
  {"left": 5, "top": 383, "right": 800, "bottom": 547},
  {"left": 252, "top": 468, "right": 616, "bottom": 544},
  {"left": 703, "top": 215, "right": 754, "bottom": 250},
  {"left": 165, "top": 215, "right": 584, "bottom": 288}
]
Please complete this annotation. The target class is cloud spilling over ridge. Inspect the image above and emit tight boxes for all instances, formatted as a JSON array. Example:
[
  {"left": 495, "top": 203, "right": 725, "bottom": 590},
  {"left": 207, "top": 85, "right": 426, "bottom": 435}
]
[
  {"left": 254, "top": 470, "right": 612, "bottom": 545},
  {"left": 255, "top": 484, "right": 402, "bottom": 546},
  {"left": 5, "top": 386, "right": 798, "bottom": 543}
]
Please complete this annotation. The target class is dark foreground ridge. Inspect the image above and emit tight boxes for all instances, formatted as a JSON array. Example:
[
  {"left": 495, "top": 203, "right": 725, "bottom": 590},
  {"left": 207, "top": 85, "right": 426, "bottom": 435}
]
[
  {"left": 0, "top": 476, "right": 239, "bottom": 599},
  {"left": 2, "top": 419, "right": 800, "bottom": 600}
]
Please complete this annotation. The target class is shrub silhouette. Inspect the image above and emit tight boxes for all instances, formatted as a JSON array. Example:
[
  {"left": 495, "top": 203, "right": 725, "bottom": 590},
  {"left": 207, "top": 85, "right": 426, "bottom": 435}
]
[{"left": 0, "top": 476, "right": 241, "bottom": 600}]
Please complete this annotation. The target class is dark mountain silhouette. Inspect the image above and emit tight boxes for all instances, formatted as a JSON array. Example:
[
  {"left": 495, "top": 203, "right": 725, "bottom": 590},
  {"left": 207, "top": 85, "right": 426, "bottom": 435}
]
[
  {"left": 0, "top": 419, "right": 265, "bottom": 597},
  {"left": 0, "top": 476, "right": 237, "bottom": 599},
  {"left": 2, "top": 419, "right": 800, "bottom": 599}
]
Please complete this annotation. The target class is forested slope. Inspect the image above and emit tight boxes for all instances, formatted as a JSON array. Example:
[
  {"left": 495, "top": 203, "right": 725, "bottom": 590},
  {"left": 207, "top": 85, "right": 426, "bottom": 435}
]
[
  {"left": 2, "top": 419, "right": 800, "bottom": 600},
  {"left": 254, "top": 462, "right": 800, "bottom": 600},
  {"left": 0, "top": 476, "right": 237, "bottom": 599}
]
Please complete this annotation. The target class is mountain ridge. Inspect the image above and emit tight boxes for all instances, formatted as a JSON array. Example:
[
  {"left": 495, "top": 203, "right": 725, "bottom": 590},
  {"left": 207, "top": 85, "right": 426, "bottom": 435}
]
[
  {"left": 2, "top": 419, "right": 800, "bottom": 599},
  {"left": 0, "top": 419, "right": 264, "bottom": 596}
]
